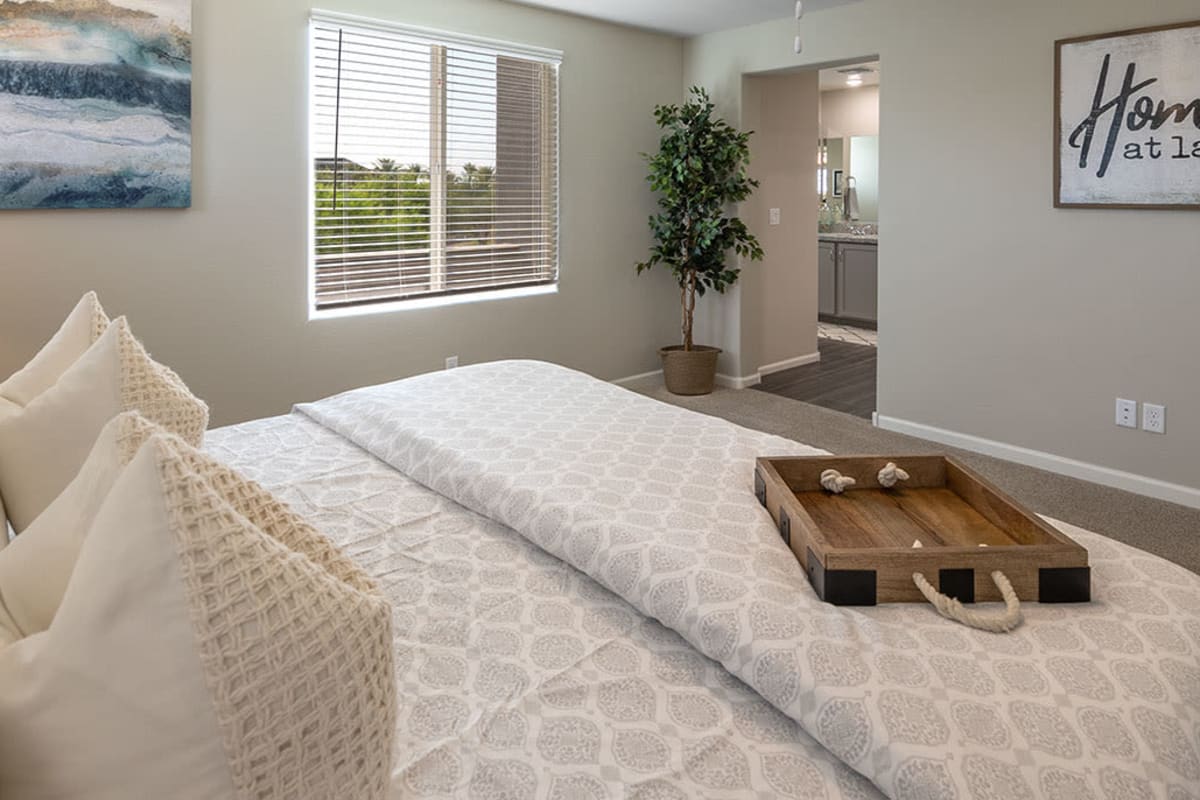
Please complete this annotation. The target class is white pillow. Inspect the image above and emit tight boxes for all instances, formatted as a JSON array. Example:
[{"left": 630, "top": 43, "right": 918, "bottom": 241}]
[
  {"left": 0, "top": 412, "right": 158, "bottom": 641},
  {"left": 0, "top": 291, "right": 109, "bottom": 407},
  {"left": 0, "top": 316, "right": 208, "bottom": 532},
  {"left": 0, "top": 434, "right": 395, "bottom": 800},
  {"left": 0, "top": 398, "right": 16, "bottom": 552},
  {"left": 0, "top": 409, "right": 377, "bottom": 644}
]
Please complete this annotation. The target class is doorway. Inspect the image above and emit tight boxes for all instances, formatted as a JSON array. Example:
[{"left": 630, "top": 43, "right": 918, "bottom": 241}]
[{"left": 756, "top": 59, "right": 880, "bottom": 419}]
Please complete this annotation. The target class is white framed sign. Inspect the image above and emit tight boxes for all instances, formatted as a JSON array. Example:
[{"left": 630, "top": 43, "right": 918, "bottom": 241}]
[{"left": 1055, "top": 20, "right": 1200, "bottom": 209}]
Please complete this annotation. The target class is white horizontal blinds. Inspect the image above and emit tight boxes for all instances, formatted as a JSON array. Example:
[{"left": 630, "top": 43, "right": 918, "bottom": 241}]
[
  {"left": 440, "top": 50, "right": 559, "bottom": 293},
  {"left": 312, "top": 23, "right": 435, "bottom": 303},
  {"left": 311, "top": 15, "right": 560, "bottom": 310}
]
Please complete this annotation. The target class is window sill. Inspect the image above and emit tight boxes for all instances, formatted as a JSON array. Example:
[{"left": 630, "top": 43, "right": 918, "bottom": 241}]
[{"left": 308, "top": 283, "right": 559, "bottom": 321}]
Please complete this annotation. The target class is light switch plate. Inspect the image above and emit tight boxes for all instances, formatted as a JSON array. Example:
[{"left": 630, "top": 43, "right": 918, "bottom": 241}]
[{"left": 769, "top": 208, "right": 781, "bottom": 226}]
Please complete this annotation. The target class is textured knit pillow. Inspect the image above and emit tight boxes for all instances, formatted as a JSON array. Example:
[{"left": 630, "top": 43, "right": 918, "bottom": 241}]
[
  {"left": 0, "top": 412, "right": 159, "bottom": 641},
  {"left": 0, "top": 292, "right": 109, "bottom": 407},
  {"left": 0, "top": 434, "right": 395, "bottom": 800},
  {"left": 0, "top": 317, "right": 208, "bottom": 532}
]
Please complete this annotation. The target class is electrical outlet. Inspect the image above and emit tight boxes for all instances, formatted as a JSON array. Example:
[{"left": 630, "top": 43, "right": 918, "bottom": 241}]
[
  {"left": 769, "top": 208, "right": 781, "bottom": 226},
  {"left": 445, "top": 356, "right": 459, "bottom": 370},
  {"left": 1116, "top": 398, "right": 1138, "bottom": 429},
  {"left": 1143, "top": 403, "right": 1166, "bottom": 434}
]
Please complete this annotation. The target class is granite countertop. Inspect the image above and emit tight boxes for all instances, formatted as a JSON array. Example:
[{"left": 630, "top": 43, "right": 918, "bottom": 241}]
[{"left": 818, "top": 232, "right": 879, "bottom": 244}]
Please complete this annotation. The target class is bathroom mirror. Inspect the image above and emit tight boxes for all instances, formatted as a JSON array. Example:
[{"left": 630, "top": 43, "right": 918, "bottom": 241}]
[
  {"left": 818, "top": 138, "right": 843, "bottom": 198},
  {"left": 818, "top": 135, "right": 878, "bottom": 223}
]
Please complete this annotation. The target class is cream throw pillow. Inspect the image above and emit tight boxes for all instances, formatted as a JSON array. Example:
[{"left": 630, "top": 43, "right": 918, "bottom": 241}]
[
  {"left": 0, "top": 412, "right": 158, "bottom": 642},
  {"left": 0, "top": 291, "right": 108, "bottom": 545},
  {"left": 0, "top": 291, "right": 109, "bottom": 407},
  {"left": 0, "top": 398, "right": 16, "bottom": 552},
  {"left": 0, "top": 434, "right": 395, "bottom": 800},
  {"left": 0, "top": 316, "right": 208, "bottom": 532}
]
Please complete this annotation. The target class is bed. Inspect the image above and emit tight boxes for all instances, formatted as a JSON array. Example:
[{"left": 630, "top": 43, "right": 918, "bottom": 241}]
[{"left": 206, "top": 360, "right": 1200, "bottom": 800}]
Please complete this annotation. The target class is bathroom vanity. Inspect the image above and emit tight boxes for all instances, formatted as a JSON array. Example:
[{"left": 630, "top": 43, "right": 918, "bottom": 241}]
[{"left": 818, "top": 233, "right": 877, "bottom": 328}]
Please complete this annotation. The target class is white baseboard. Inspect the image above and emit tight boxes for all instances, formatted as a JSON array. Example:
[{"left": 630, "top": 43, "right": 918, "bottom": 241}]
[
  {"left": 716, "top": 373, "right": 762, "bottom": 389},
  {"left": 614, "top": 351, "right": 818, "bottom": 393},
  {"left": 876, "top": 414, "right": 1200, "bottom": 510},
  {"left": 612, "top": 369, "right": 663, "bottom": 387},
  {"left": 759, "top": 351, "right": 821, "bottom": 377},
  {"left": 612, "top": 369, "right": 763, "bottom": 390},
  {"left": 717, "top": 350, "right": 821, "bottom": 390}
]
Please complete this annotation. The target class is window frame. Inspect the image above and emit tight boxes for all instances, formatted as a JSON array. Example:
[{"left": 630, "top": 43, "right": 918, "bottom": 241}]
[{"left": 306, "top": 11, "right": 563, "bottom": 320}]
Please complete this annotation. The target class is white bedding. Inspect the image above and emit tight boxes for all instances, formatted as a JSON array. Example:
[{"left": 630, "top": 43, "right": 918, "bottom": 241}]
[
  {"left": 293, "top": 360, "right": 1200, "bottom": 800},
  {"left": 207, "top": 415, "right": 882, "bottom": 800}
]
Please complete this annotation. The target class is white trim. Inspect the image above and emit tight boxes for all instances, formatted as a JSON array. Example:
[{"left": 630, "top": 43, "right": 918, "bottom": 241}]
[
  {"left": 309, "top": 284, "right": 558, "bottom": 321},
  {"left": 716, "top": 373, "right": 762, "bottom": 390},
  {"left": 876, "top": 415, "right": 1200, "bottom": 510},
  {"left": 612, "top": 369, "right": 663, "bottom": 387},
  {"left": 305, "top": 22, "right": 318, "bottom": 320},
  {"left": 310, "top": 10, "right": 564, "bottom": 63},
  {"left": 710, "top": 351, "right": 822, "bottom": 390},
  {"left": 758, "top": 351, "right": 820, "bottom": 377},
  {"left": 306, "top": 13, "right": 562, "bottom": 320},
  {"left": 612, "top": 370, "right": 764, "bottom": 391}
]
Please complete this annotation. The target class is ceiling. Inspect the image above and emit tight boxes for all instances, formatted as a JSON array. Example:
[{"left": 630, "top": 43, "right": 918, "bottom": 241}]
[
  {"left": 819, "top": 60, "right": 880, "bottom": 91},
  {"left": 502, "top": 0, "right": 863, "bottom": 37}
]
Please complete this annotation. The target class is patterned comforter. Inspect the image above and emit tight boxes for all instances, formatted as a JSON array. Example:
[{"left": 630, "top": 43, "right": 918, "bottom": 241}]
[
  {"left": 286, "top": 360, "right": 1200, "bottom": 800},
  {"left": 207, "top": 414, "right": 881, "bottom": 800}
]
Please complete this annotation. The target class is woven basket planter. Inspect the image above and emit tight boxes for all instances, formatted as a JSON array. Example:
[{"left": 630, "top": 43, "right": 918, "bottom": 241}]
[{"left": 660, "top": 345, "right": 721, "bottom": 396}]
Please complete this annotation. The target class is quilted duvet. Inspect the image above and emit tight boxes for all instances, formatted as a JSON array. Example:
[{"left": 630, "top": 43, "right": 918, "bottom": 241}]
[{"left": 228, "top": 360, "right": 1199, "bottom": 799}]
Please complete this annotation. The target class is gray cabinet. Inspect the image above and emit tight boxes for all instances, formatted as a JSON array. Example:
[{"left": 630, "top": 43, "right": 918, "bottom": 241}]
[
  {"left": 818, "top": 242, "right": 837, "bottom": 316},
  {"left": 818, "top": 239, "right": 877, "bottom": 326},
  {"left": 838, "top": 244, "right": 878, "bottom": 323}
]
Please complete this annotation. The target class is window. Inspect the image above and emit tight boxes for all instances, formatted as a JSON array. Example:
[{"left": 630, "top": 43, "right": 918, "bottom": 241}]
[{"left": 309, "top": 13, "right": 561, "bottom": 312}]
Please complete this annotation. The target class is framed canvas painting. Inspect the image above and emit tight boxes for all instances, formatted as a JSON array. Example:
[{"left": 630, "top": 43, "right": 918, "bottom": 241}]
[
  {"left": 1055, "top": 20, "right": 1200, "bottom": 209},
  {"left": 0, "top": 0, "right": 192, "bottom": 209}
]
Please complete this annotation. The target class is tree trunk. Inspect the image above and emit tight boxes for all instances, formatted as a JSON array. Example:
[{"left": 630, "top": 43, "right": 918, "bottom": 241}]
[{"left": 682, "top": 270, "right": 697, "bottom": 351}]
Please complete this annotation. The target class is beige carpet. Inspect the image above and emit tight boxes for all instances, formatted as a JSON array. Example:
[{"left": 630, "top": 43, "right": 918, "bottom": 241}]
[{"left": 625, "top": 377, "right": 1200, "bottom": 576}]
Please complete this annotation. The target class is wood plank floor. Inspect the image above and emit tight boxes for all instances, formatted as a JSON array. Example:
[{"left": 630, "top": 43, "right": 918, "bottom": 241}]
[{"left": 754, "top": 338, "right": 877, "bottom": 419}]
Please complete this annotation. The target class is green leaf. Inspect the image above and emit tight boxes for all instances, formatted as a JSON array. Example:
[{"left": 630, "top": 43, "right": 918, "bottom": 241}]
[{"left": 634, "top": 87, "right": 766, "bottom": 345}]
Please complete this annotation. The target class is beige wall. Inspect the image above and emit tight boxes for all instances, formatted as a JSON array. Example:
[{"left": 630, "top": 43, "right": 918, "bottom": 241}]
[
  {"left": 740, "top": 71, "right": 821, "bottom": 375},
  {"left": 687, "top": 0, "right": 1200, "bottom": 494},
  {"left": 821, "top": 86, "right": 879, "bottom": 139},
  {"left": 0, "top": 0, "right": 683, "bottom": 426}
]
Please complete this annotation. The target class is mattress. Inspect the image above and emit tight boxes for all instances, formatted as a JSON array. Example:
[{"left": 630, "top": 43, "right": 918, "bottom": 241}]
[{"left": 211, "top": 360, "right": 1200, "bottom": 800}]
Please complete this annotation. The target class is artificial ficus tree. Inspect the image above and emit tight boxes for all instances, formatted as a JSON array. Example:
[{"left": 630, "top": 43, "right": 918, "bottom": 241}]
[{"left": 637, "top": 87, "right": 764, "bottom": 350}]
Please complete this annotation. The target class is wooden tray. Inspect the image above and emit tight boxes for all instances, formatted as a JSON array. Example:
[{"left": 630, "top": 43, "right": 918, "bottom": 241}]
[{"left": 754, "top": 455, "right": 1090, "bottom": 606}]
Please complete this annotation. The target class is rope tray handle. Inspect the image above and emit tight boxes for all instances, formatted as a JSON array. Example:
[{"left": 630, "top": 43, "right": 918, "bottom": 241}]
[{"left": 912, "top": 570, "right": 1023, "bottom": 632}]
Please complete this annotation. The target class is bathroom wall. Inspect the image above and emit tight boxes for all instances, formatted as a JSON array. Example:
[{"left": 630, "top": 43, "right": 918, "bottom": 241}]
[{"left": 820, "top": 85, "right": 879, "bottom": 139}]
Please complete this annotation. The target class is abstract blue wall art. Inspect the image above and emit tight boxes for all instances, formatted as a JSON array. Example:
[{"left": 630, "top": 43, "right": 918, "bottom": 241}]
[{"left": 0, "top": 0, "right": 191, "bottom": 209}]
